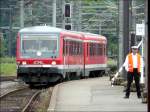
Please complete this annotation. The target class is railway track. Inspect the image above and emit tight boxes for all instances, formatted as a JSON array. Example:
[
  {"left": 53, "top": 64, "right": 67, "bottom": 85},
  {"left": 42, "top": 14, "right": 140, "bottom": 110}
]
[
  {"left": 0, "top": 88, "right": 40, "bottom": 112},
  {"left": 0, "top": 76, "right": 16, "bottom": 82},
  {"left": 25, "top": 87, "right": 54, "bottom": 112},
  {"left": 0, "top": 86, "right": 54, "bottom": 112}
]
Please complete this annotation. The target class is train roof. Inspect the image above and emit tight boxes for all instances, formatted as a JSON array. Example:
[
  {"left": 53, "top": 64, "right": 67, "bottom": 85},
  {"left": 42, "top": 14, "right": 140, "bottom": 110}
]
[
  {"left": 78, "top": 31, "right": 106, "bottom": 40},
  {"left": 19, "top": 26, "right": 63, "bottom": 33},
  {"left": 19, "top": 26, "right": 106, "bottom": 40}
]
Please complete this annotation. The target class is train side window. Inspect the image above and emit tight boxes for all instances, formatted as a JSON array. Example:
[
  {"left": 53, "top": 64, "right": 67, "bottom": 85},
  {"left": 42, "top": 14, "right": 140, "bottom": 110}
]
[
  {"left": 65, "top": 40, "right": 68, "bottom": 55},
  {"left": 72, "top": 41, "right": 74, "bottom": 55},
  {"left": 90, "top": 43, "right": 93, "bottom": 56},
  {"left": 90, "top": 43, "right": 91, "bottom": 56},
  {"left": 74, "top": 41, "right": 76, "bottom": 55},
  {"left": 74, "top": 41, "right": 78, "bottom": 55},
  {"left": 78, "top": 42, "right": 80, "bottom": 55},
  {"left": 63, "top": 39, "right": 65, "bottom": 55},
  {"left": 90, "top": 43, "right": 92, "bottom": 56},
  {"left": 102, "top": 44, "right": 105, "bottom": 56},
  {"left": 93, "top": 43, "right": 96, "bottom": 56},
  {"left": 81, "top": 43, "right": 83, "bottom": 55},
  {"left": 95, "top": 43, "right": 98, "bottom": 56},
  {"left": 103, "top": 44, "right": 104, "bottom": 56},
  {"left": 79, "top": 42, "right": 82, "bottom": 55},
  {"left": 97, "top": 44, "right": 102, "bottom": 56},
  {"left": 100, "top": 44, "right": 103, "bottom": 55},
  {"left": 77, "top": 42, "right": 79, "bottom": 55},
  {"left": 75, "top": 42, "right": 79, "bottom": 55},
  {"left": 71, "top": 41, "right": 73, "bottom": 55},
  {"left": 67, "top": 40, "right": 69, "bottom": 55},
  {"left": 97, "top": 44, "right": 100, "bottom": 55},
  {"left": 69, "top": 41, "right": 72, "bottom": 55},
  {"left": 89, "top": 43, "right": 91, "bottom": 56},
  {"left": 92, "top": 43, "right": 95, "bottom": 56},
  {"left": 104, "top": 44, "right": 106, "bottom": 56},
  {"left": 87, "top": 43, "right": 88, "bottom": 56},
  {"left": 97, "top": 43, "right": 99, "bottom": 56}
]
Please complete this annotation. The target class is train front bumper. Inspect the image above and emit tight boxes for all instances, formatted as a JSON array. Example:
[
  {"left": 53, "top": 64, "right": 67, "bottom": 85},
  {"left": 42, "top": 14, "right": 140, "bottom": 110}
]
[{"left": 17, "top": 64, "right": 63, "bottom": 83}]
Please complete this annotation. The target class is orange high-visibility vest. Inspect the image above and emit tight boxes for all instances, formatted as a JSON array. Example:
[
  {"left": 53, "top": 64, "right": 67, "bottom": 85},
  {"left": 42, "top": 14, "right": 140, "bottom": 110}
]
[{"left": 128, "top": 53, "right": 141, "bottom": 73}]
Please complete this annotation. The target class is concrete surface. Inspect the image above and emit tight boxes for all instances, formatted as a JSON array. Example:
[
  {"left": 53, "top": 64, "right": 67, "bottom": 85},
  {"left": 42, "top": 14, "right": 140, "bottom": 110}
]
[{"left": 48, "top": 77, "right": 147, "bottom": 112}]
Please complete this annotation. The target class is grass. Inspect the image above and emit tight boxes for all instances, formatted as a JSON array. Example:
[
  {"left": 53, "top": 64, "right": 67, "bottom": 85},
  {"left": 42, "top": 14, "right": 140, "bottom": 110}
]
[
  {"left": 0, "top": 57, "right": 17, "bottom": 76},
  {"left": 107, "top": 58, "right": 117, "bottom": 73},
  {"left": 0, "top": 57, "right": 16, "bottom": 63},
  {"left": 0, "top": 63, "right": 17, "bottom": 76},
  {"left": 107, "top": 58, "right": 117, "bottom": 67},
  {"left": 0, "top": 57, "right": 117, "bottom": 76}
]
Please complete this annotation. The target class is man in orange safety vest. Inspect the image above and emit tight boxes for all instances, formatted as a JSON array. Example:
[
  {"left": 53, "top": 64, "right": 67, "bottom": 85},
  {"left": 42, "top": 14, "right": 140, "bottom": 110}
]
[{"left": 123, "top": 45, "right": 144, "bottom": 99}]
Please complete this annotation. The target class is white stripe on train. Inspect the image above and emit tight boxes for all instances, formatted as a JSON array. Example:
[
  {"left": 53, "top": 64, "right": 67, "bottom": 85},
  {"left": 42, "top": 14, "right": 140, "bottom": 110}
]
[{"left": 18, "top": 64, "right": 107, "bottom": 69}]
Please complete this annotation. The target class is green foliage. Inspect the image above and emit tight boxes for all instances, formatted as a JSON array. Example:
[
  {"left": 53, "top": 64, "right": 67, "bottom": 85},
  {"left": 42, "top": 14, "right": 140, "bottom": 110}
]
[
  {"left": 107, "top": 58, "right": 117, "bottom": 72},
  {"left": 0, "top": 57, "right": 16, "bottom": 76},
  {"left": 0, "top": 0, "right": 119, "bottom": 57},
  {"left": 0, "top": 38, "right": 7, "bottom": 57},
  {"left": 0, "top": 63, "right": 16, "bottom": 76},
  {"left": 107, "top": 58, "right": 117, "bottom": 67},
  {"left": 0, "top": 57, "right": 16, "bottom": 63}
]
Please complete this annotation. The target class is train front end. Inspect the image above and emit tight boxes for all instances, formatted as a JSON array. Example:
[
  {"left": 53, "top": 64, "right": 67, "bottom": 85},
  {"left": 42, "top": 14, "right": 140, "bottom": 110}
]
[{"left": 16, "top": 26, "right": 63, "bottom": 85}]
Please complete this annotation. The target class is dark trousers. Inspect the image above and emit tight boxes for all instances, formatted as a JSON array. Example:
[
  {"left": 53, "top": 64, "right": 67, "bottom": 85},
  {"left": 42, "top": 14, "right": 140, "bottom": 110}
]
[{"left": 126, "top": 68, "right": 141, "bottom": 97}]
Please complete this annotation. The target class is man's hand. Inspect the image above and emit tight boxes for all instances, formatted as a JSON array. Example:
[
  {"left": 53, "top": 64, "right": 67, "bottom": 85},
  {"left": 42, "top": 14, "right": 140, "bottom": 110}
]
[
  {"left": 111, "top": 77, "right": 115, "bottom": 82},
  {"left": 111, "top": 72, "right": 120, "bottom": 86},
  {"left": 111, "top": 76, "right": 117, "bottom": 87}
]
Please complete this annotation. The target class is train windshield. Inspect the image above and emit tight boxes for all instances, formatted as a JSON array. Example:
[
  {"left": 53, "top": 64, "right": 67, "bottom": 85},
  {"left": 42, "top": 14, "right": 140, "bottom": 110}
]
[{"left": 20, "top": 34, "right": 59, "bottom": 58}]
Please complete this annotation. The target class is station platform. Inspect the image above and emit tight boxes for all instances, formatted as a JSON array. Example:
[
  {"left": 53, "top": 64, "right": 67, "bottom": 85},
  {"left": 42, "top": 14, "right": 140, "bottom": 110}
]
[{"left": 48, "top": 77, "right": 147, "bottom": 112}]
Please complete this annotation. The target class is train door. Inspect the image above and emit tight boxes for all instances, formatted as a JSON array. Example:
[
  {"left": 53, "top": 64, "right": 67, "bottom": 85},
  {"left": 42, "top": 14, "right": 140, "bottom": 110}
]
[
  {"left": 63, "top": 38, "right": 69, "bottom": 75},
  {"left": 83, "top": 42, "right": 87, "bottom": 77},
  {"left": 83, "top": 42, "right": 86, "bottom": 77},
  {"left": 84, "top": 42, "right": 90, "bottom": 77}
]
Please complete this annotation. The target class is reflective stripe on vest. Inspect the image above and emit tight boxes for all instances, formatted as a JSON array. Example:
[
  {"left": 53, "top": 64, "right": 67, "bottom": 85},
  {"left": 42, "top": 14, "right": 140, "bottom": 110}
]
[{"left": 128, "top": 53, "right": 141, "bottom": 73}]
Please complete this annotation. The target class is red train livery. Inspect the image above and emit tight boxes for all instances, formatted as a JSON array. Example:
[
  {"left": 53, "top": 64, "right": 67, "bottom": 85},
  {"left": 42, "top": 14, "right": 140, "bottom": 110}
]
[{"left": 16, "top": 26, "right": 107, "bottom": 85}]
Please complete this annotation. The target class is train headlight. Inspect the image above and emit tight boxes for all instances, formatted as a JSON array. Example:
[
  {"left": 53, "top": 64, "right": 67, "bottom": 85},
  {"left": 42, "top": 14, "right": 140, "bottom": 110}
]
[
  {"left": 17, "top": 61, "right": 20, "bottom": 65},
  {"left": 51, "top": 61, "right": 56, "bottom": 65},
  {"left": 22, "top": 61, "right": 27, "bottom": 65}
]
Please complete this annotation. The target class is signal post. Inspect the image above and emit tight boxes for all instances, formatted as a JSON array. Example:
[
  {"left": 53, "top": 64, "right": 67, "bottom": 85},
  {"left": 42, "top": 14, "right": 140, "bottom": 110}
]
[{"left": 63, "top": 1, "right": 72, "bottom": 30}]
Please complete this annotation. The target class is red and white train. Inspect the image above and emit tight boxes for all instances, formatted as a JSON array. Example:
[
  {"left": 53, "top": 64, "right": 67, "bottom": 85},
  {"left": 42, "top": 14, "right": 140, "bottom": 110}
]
[{"left": 16, "top": 26, "right": 107, "bottom": 85}]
